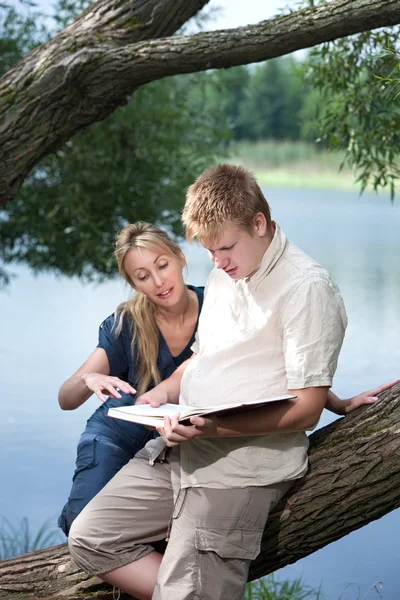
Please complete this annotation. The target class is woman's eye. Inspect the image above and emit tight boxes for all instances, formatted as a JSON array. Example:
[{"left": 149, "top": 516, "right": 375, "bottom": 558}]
[
  {"left": 138, "top": 274, "right": 148, "bottom": 281},
  {"left": 159, "top": 263, "right": 168, "bottom": 269}
]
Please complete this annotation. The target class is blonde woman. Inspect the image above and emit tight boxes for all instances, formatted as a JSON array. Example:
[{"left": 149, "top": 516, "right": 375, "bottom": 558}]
[
  {"left": 58, "top": 221, "right": 394, "bottom": 537},
  {"left": 58, "top": 222, "right": 203, "bottom": 535}
]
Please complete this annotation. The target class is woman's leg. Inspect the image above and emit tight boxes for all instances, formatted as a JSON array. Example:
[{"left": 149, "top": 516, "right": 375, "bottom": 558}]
[
  {"left": 59, "top": 432, "right": 135, "bottom": 535},
  {"left": 68, "top": 439, "right": 174, "bottom": 600},
  {"left": 59, "top": 400, "right": 154, "bottom": 535}
]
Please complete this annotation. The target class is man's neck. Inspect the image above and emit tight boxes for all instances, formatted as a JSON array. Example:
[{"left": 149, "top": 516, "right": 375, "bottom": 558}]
[{"left": 246, "top": 222, "right": 276, "bottom": 280}]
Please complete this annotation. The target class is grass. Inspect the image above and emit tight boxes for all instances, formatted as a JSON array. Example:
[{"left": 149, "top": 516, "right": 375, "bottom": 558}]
[
  {"left": 227, "top": 139, "right": 359, "bottom": 191},
  {"left": 245, "top": 574, "right": 385, "bottom": 600},
  {"left": 0, "top": 516, "right": 63, "bottom": 560},
  {"left": 245, "top": 574, "right": 324, "bottom": 600}
]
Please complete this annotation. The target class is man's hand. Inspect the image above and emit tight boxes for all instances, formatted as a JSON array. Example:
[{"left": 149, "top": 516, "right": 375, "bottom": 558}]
[
  {"left": 156, "top": 414, "right": 217, "bottom": 447},
  {"left": 136, "top": 387, "right": 169, "bottom": 407}
]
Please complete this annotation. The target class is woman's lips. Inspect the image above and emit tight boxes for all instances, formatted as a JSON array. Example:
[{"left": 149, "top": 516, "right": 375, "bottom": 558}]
[{"left": 157, "top": 287, "right": 173, "bottom": 299}]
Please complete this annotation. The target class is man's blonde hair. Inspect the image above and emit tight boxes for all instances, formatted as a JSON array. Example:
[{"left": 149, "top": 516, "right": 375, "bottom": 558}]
[{"left": 182, "top": 164, "right": 272, "bottom": 242}]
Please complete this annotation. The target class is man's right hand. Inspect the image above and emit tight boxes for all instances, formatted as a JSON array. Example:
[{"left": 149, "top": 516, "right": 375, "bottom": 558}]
[{"left": 136, "top": 387, "right": 169, "bottom": 407}]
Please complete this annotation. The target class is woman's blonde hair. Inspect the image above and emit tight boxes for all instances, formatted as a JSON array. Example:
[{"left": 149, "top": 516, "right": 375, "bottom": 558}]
[{"left": 114, "top": 222, "right": 185, "bottom": 396}]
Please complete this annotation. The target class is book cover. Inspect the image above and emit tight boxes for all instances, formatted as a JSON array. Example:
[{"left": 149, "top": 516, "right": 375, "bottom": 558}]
[{"left": 107, "top": 395, "right": 295, "bottom": 427}]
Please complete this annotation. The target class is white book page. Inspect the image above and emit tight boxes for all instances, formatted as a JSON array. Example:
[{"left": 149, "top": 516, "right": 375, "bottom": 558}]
[{"left": 110, "top": 403, "right": 195, "bottom": 418}]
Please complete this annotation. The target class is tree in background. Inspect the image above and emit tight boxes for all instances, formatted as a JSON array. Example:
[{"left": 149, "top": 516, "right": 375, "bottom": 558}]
[
  {"left": 205, "top": 65, "right": 251, "bottom": 140},
  {"left": 304, "top": 26, "right": 400, "bottom": 197},
  {"left": 0, "top": 2, "right": 47, "bottom": 74},
  {"left": 0, "top": 75, "right": 229, "bottom": 281},
  {"left": 300, "top": 0, "right": 400, "bottom": 196},
  {"left": 0, "top": 1, "right": 230, "bottom": 283},
  {"left": 1, "top": 0, "right": 400, "bottom": 287},
  {"left": 237, "top": 58, "right": 307, "bottom": 141}
]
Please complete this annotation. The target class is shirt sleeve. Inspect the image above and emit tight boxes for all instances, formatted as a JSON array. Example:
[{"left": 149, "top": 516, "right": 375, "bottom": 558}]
[
  {"left": 280, "top": 276, "right": 348, "bottom": 389},
  {"left": 97, "top": 314, "right": 130, "bottom": 378}
]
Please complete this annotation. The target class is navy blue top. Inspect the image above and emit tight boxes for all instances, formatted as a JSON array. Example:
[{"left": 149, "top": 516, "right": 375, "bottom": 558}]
[
  {"left": 97, "top": 285, "right": 204, "bottom": 387},
  {"left": 86, "top": 285, "right": 204, "bottom": 447}
]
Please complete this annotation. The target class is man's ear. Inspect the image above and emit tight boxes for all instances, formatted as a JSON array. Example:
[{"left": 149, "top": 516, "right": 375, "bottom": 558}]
[{"left": 253, "top": 212, "right": 267, "bottom": 237}]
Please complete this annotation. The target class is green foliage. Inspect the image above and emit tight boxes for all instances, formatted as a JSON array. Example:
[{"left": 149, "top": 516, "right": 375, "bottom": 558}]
[
  {"left": 245, "top": 574, "right": 323, "bottom": 600},
  {"left": 206, "top": 58, "right": 320, "bottom": 143},
  {"left": 205, "top": 65, "right": 251, "bottom": 140},
  {"left": 0, "top": 74, "right": 229, "bottom": 280},
  {"left": 0, "top": 0, "right": 230, "bottom": 283},
  {"left": 304, "top": 23, "right": 400, "bottom": 198},
  {"left": 206, "top": 58, "right": 317, "bottom": 143},
  {"left": 0, "top": 516, "right": 63, "bottom": 559},
  {"left": 0, "top": 1, "right": 47, "bottom": 76},
  {"left": 238, "top": 58, "right": 306, "bottom": 141},
  {"left": 2, "top": 0, "right": 400, "bottom": 284}
]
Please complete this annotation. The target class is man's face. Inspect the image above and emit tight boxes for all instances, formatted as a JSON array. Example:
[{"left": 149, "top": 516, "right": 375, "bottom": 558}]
[{"left": 201, "top": 220, "right": 267, "bottom": 280}]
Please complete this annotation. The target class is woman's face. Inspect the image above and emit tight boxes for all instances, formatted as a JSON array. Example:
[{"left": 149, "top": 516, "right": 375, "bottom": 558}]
[{"left": 124, "top": 246, "right": 186, "bottom": 309}]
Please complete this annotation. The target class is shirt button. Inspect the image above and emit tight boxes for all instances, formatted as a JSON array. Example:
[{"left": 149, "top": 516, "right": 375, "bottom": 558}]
[{"left": 195, "top": 369, "right": 202, "bottom": 378}]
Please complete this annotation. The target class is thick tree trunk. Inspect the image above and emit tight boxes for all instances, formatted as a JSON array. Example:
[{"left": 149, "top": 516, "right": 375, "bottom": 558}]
[
  {"left": 0, "top": 383, "right": 399, "bottom": 599},
  {"left": 1, "top": 0, "right": 400, "bottom": 206}
]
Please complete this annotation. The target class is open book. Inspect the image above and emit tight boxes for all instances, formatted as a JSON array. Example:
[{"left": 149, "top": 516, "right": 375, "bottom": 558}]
[{"left": 107, "top": 394, "right": 295, "bottom": 427}]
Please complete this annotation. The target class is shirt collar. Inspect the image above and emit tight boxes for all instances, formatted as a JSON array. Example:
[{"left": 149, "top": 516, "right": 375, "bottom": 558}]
[{"left": 246, "top": 222, "right": 287, "bottom": 289}]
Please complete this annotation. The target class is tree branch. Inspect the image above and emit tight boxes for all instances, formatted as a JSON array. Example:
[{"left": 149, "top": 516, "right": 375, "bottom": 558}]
[
  {"left": 1, "top": 0, "right": 400, "bottom": 206},
  {"left": 1, "top": 383, "right": 399, "bottom": 599}
]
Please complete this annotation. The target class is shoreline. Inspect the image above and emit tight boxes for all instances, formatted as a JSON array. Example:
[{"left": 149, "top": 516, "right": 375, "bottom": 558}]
[
  {"left": 252, "top": 167, "right": 358, "bottom": 191},
  {"left": 225, "top": 140, "right": 361, "bottom": 192}
]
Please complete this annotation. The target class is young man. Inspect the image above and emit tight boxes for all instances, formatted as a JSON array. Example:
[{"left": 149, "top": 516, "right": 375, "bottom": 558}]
[{"left": 69, "top": 164, "right": 347, "bottom": 600}]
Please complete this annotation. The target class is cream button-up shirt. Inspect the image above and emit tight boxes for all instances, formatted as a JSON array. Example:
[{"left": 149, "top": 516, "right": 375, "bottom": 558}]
[{"left": 179, "top": 224, "right": 347, "bottom": 488}]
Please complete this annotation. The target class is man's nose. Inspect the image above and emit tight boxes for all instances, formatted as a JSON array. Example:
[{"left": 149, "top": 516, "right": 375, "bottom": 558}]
[{"left": 214, "top": 254, "right": 228, "bottom": 270}]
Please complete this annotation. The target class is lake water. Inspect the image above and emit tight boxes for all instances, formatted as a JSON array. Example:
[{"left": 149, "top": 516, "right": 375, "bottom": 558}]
[{"left": 1, "top": 187, "right": 399, "bottom": 599}]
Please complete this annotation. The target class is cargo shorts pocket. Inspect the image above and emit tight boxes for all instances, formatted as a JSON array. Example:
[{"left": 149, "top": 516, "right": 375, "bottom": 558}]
[
  {"left": 195, "top": 527, "right": 262, "bottom": 560},
  {"left": 73, "top": 435, "right": 100, "bottom": 479},
  {"left": 194, "top": 528, "right": 262, "bottom": 599}
]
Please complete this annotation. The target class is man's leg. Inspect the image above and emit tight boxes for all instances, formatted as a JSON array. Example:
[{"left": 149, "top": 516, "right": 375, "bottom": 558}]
[
  {"left": 153, "top": 482, "right": 291, "bottom": 600},
  {"left": 69, "top": 439, "right": 174, "bottom": 600}
]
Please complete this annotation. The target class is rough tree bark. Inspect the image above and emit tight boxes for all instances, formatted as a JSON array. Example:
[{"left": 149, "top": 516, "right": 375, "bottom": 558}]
[
  {"left": 0, "top": 383, "right": 399, "bottom": 599},
  {"left": 1, "top": 0, "right": 400, "bottom": 206}
]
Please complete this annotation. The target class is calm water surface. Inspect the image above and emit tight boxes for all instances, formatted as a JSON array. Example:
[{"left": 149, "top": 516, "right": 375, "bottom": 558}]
[{"left": 1, "top": 187, "right": 399, "bottom": 599}]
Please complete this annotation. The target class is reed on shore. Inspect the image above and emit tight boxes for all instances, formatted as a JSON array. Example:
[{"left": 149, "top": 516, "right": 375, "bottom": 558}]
[{"left": 227, "top": 140, "right": 357, "bottom": 190}]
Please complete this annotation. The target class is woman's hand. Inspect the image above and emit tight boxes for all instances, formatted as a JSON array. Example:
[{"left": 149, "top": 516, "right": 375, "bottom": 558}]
[
  {"left": 82, "top": 373, "right": 136, "bottom": 403},
  {"left": 331, "top": 380, "right": 399, "bottom": 416},
  {"left": 136, "top": 387, "right": 169, "bottom": 407}
]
